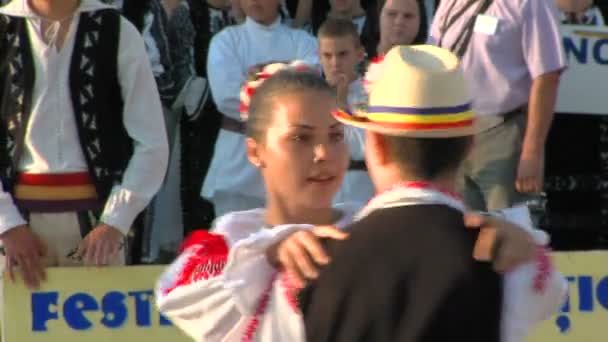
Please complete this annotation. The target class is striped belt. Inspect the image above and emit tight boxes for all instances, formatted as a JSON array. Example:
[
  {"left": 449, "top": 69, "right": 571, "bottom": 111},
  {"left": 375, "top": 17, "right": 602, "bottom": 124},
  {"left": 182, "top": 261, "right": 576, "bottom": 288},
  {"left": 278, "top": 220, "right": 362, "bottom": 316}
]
[{"left": 14, "top": 172, "right": 101, "bottom": 213}]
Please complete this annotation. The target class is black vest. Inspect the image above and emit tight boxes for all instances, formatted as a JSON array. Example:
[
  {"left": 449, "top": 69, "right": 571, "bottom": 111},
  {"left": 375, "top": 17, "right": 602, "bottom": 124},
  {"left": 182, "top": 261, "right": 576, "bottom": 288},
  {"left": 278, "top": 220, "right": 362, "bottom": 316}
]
[{"left": 0, "top": 9, "right": 132, "bottom": 203}]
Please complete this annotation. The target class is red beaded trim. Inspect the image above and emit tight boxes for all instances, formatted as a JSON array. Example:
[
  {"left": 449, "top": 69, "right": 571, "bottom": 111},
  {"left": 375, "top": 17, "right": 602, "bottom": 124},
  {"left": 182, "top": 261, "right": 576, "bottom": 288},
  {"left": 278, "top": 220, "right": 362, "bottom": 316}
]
[
  {"left": 242, "top": 272, "right": 279, "bottom": 342},
  {"left": 281, "top": 272, "right": 302, "bottom": 313},
  {"left": 163, "top": 231, "right": 228, "bottom": 295},
  {"left": 533, "top": 246, "right": 553, "bottom": 293}
]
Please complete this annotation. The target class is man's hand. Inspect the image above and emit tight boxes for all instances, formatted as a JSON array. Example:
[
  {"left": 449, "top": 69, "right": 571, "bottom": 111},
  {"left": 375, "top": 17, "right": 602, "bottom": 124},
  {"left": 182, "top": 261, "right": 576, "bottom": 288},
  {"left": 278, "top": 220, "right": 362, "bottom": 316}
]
[
  {"left": 465, "top": 213, "right": 536, "bottom": 273},
  {"left": 516, "top": 150, "right": 545, "bottom": 194},
  {"left": 75, "top": 224, "right": 124, "bottom": 266},
  {"left": 0, "top": 225, "right": 47, "bottom": 289},
  {"left": 266, "top": 226, "right": 348, "bottom": 287}
]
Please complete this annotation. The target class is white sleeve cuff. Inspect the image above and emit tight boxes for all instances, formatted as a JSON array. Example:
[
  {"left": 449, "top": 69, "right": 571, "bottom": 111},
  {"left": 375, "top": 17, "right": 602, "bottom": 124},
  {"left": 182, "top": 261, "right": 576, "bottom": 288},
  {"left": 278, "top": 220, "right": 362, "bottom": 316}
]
[
  {"left": 100, "top": 187, "right": 147, "bottom": 235},
  {"left": 0, "top": 193, "right": 27, "bottom": 235}
]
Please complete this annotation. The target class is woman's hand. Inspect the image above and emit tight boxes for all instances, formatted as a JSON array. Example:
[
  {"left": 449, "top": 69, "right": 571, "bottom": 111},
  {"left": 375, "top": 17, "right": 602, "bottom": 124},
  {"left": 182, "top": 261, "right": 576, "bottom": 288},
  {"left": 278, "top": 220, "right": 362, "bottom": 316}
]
[
  {"left": 465, "top": 213, "right": 536, "bottom": 273},
  {"left": 266, "top": 226, "right": 348, "bottom": 287}
]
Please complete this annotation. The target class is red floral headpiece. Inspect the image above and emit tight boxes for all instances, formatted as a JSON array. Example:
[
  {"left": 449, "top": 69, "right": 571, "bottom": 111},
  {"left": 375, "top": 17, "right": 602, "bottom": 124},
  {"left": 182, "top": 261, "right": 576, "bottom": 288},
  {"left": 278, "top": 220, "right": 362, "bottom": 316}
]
[{"left": 239, "top": 61, "right": 319, "bottom": 121}]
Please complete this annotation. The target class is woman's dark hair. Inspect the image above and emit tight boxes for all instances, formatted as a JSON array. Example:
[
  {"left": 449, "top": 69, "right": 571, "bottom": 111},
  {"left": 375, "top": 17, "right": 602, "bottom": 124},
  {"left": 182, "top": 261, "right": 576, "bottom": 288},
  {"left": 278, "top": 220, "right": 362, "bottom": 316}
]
[{"left": 246, "top": 70, "right": 335, "bottom": 141}]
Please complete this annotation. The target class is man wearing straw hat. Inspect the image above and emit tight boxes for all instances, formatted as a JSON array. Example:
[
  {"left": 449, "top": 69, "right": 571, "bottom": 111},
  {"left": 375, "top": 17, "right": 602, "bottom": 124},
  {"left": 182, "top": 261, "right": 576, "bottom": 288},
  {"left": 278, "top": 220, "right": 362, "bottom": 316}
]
[{"left": 301, "top": 44, "right": 506, "bottom": 341}]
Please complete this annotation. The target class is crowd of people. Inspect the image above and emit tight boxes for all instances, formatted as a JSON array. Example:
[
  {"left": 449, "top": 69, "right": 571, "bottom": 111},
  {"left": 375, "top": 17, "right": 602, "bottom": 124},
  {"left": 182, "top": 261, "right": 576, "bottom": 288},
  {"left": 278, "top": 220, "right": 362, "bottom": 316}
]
[{"left": 0, "top": 0, "right": 605, "bottom": 339}]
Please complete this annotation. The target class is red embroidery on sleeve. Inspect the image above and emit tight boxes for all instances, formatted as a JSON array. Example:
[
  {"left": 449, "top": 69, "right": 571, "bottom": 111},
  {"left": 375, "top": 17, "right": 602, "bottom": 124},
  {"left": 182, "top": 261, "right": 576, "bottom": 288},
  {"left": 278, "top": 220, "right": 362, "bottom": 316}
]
[
  {"left": 163, "top": 231, "right": 229, "bottom": 295},
  {"left": 281, "top": 272, "right": 303, "bottom": 313},
  {"left": 242, "top": 272, "right": 279, "bottom": 342},
  {"left": 533, "top": 246, "right": 552, "bottom": 293}
]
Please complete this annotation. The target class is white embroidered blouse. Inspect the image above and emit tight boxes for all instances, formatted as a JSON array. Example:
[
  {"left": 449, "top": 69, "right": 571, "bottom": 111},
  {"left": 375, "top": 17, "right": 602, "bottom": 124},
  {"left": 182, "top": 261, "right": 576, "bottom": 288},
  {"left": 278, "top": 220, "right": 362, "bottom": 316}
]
[{"left": 157, "top": 189, "right": 566, "bottom": 342}]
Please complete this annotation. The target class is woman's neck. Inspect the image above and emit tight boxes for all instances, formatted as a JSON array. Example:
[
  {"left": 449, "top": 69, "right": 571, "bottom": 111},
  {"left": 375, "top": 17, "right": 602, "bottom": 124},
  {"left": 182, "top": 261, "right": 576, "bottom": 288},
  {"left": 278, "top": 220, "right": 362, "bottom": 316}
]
[
  {"left": 29, "top": 0, "right": 81, "bottom": 21},
  {"left": 265, "top": 198, "right": 339, "bottom": 227}
]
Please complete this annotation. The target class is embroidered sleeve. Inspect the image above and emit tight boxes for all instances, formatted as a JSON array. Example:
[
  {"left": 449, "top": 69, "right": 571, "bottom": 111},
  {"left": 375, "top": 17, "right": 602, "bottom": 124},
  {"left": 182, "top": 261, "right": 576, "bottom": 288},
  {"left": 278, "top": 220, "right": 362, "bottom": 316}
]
[
  {"left": 496, "top": 207, "right": 568, "bottom": 339},
  {"left": 155, "top": 230, "right": 241, "bottom": 342},
  {"left": 222, "top": 223, "right": 314, "bottom": 315},
  {"left": 158, "top": 230, "right": 229, "bottom": 296}
]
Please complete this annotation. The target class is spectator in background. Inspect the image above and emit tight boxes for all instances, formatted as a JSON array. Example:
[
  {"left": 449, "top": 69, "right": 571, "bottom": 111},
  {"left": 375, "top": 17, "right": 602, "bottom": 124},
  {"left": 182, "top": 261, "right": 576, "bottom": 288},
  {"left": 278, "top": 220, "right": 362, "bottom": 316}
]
[
  {"left": 202, "top": 0, "right": 318, "bottom": 216},
  {"left": 311, "top": 0, "right": 368, "bottom": 35},
  {"left": 179, "top": 0, "right": 237, "bottom": 235},
  {"left": 556, "top": 0, "right": 606, "bottom": 25},
  {"left": 118, "top": 0, "right": 178, "bottom": 264},
  {"left": 0, "top": 0, "right": 168, "bottom": 287},
  {"left": 374, "top": 0, "right": 427, "bottom": 58},
  {"left": 231, "top": 0, "right": 312, "bottom": 28},
  {"left": 429, "top": 0, "right": 566, "bottom": 212},
  {"left": 311, "top": 0, "right": 378, "bottom": 59},
  {"left": 144, "top": 0, "right": 210, "bottom": 263},
  {"left": 141, "top": 0, "right": 178, "bottom": 109},
  {"left": 318, "top": 19, "right": 375, "bottom": 206}
]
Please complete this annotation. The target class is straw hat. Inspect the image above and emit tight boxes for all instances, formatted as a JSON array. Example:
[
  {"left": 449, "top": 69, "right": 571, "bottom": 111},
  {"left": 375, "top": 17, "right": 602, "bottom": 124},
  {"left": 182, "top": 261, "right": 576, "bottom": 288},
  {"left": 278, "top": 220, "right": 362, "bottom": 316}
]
[{"left": 333, "top": 45, "right": 501, "bottom": 138}]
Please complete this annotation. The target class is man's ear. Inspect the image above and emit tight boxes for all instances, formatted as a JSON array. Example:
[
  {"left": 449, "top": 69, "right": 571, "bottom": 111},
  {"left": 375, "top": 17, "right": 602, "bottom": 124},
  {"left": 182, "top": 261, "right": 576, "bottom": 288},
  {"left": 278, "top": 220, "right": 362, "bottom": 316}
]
[{"left": 246, "top": 137, "right": 265, "bottom": 168}]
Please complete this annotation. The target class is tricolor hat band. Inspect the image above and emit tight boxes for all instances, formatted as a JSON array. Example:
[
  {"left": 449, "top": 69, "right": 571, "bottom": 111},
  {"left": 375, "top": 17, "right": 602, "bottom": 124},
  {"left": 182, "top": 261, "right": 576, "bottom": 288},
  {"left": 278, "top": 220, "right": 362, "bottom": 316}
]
[
  {"left": 333, "top": 109, "right": 475, "bottom": 130},
  {"left": 362, "top": 103, "right": 474, "bottom": 124}
]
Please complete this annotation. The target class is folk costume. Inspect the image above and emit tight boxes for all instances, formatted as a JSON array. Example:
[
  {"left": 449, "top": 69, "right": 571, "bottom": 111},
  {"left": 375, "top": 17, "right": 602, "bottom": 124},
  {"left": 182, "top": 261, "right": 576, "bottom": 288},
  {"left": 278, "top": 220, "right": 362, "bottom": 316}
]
[
  {"left": 0, "top": 0, "right": 168, "bottom": 266},
  {"left": 155, "top": 203, "right": 358, "bottom": 342},
  {"left": 201, "top": 15, "right": 317, "bottom": 217},
  {"left": 156, "top": 193, "right": 564, "bottom": 342},
  {"left": 306, "top": 45, "right": 567, "bottom": 342},
  {"left": 157, "top": 48, "right": 566, "bottom": 342}
]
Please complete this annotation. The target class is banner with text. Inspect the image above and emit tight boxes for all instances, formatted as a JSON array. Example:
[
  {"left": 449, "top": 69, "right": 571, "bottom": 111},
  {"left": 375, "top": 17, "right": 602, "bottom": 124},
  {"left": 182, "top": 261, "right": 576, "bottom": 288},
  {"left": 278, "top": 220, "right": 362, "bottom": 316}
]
[
  {"left": 557, "top": 25, "right": 608, "bottom": 115},
  {"left": 1, "top": 266, "right": 190, "bottom": 342},
  {"left": 2, "top": 252, "right": 607, "bottom": 341},
  {"left": 527, "top": 251, "right": 608, "bottom": 342}
]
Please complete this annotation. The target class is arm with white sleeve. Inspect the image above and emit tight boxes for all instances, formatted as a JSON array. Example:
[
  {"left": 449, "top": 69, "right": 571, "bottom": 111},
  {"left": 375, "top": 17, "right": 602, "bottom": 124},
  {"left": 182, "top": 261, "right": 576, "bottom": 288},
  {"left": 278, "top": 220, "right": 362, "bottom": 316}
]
[
  {"left": 99, "top": 18, "right": 169, "bottom": 235},
  {"left": 494, "top": 205, "right": 568, "bottom": 342},
  {"left": 0, "top": 181, "right": 26, "bottom": 236},
  {"left": 155, "top": 224, "right": 314, "bottom": 341},
  {"left": 206, "top": 31, "right": 245, "bottom": 120}
]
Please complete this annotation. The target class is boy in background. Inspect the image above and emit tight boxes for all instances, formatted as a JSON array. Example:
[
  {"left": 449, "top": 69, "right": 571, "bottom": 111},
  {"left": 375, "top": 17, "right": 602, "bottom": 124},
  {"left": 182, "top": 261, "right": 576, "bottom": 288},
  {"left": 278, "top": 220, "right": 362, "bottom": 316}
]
[{"left": 318, "top": 18, "right": 375, "bottom": 206}]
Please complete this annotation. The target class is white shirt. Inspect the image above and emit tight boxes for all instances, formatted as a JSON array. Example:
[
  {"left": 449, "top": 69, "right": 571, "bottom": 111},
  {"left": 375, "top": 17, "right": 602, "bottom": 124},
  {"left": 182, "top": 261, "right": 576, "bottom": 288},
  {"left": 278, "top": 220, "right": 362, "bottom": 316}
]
[
  {"left": 0, "top": 0, "right": 169, "bottom": 235},
  {"left": 352, "top": 15, "right": 366, "bottom": 35},
  {"left": 201, "top": 16, "right": 318, "bottom": 210},
  {"left": 156, "top": 203, "right": 358, "bottom": 342},
  {"left": 333, "top": 78, "right": 375, "bottom": 207}
]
